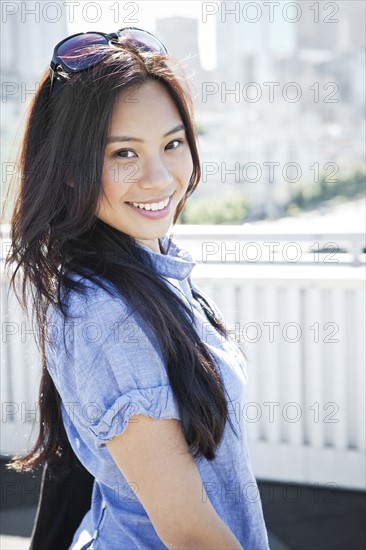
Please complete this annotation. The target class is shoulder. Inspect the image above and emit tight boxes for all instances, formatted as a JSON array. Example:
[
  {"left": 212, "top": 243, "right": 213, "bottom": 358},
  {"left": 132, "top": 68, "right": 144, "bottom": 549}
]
[
  {"left": 188, "top": 278, "right": 224, "bottom": 322},
  {"left": 45, "top": 273, "right": 142, "bottom": 361},
  {"left": 44, "top": 274, "right": 180, "bottom": 447},
  {"left": 49, "top": 272, "right": 131, "bottom": 321}
]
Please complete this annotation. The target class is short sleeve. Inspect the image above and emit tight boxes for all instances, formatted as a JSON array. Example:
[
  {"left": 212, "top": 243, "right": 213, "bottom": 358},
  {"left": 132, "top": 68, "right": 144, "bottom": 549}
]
[{"left": 45, "top": 282, "right": 181, "bottom": 450}]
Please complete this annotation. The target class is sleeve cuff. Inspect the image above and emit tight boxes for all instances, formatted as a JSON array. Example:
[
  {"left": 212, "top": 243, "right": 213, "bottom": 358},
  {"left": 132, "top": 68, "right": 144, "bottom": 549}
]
[{"left": 89, "top": 385, "right": 181, "bottom": 448}]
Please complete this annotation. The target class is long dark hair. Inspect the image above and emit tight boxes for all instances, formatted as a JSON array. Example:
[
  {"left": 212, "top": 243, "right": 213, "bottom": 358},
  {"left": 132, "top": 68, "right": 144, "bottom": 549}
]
[{"left": 3, "top": 42, "right": 238, "bottom": 474}]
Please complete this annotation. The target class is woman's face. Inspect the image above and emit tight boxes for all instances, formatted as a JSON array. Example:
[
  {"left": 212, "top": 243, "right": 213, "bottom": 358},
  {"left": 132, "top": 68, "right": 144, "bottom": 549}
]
[{"left": 96, "top": 79, "right": 194, "bottom": 253}]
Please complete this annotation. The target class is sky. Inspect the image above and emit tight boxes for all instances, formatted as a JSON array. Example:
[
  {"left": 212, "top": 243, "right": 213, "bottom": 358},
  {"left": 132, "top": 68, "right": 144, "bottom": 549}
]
[{"left": 68, "top": 0, "right": 217, "bottom": 70}]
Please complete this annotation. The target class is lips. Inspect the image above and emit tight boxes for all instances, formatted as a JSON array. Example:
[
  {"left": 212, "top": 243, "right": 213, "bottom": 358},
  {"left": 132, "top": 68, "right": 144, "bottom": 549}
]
[
  {"left": 126, "top": 191, "right": 175, "bottom": 205},
  {"left": 126, "top": 192, "right": 174, "bottom": 219}
]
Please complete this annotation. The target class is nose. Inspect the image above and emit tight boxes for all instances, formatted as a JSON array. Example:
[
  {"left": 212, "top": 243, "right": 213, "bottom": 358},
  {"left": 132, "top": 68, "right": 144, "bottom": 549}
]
[{"left": 139, "top": 153, "right": 173, "bottom": 191}]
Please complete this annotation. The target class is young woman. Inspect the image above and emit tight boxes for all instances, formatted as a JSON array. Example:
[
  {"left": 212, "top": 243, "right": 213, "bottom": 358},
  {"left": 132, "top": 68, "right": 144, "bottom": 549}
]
[{"left": 4, "top": 27, "right": 270, "bottom": 549}]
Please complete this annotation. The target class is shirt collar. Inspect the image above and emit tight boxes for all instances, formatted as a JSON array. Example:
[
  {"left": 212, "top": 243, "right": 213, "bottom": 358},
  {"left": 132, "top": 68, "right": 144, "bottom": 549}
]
[{"left": 136, "top": 235, "right": 197, "bottom": 281}]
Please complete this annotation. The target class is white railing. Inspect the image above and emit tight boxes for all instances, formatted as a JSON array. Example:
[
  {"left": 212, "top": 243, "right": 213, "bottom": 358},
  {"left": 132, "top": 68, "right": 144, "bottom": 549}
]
[
  {"left": 1, "top": 224, "right": 365, "bottom": 266},
  {"left": 191, "top": 263, "right": 365, "bottom": 491},
  {"left": 1, "top": 226, "right": 365, "bottom": 491},
  {"left": 170, "top": 225, "right": 365, "bottom": 267}
]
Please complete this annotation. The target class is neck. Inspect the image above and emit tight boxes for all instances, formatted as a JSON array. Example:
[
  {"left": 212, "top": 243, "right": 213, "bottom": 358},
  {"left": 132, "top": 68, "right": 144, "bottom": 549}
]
[{"left": 136, "top": 238, "right": 162, "bottom": 254}]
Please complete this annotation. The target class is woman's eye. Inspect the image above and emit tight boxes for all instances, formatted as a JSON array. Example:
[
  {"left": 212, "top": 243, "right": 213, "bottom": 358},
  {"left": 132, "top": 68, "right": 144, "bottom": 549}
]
[
  {"left": 112, "top": 139, "right": 184, "bottom": 158},
  {"left": 113, "top": 149, "right": 136, "bottom": 159},
  {"left": 166, "top": 139, "right": 184, "bottom": 150}
]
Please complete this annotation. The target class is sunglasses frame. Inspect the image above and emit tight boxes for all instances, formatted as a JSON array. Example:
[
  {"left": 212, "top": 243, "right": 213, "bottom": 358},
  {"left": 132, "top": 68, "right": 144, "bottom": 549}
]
[{"left": 49, "top": 26, "right": 168, "bottom": 94}]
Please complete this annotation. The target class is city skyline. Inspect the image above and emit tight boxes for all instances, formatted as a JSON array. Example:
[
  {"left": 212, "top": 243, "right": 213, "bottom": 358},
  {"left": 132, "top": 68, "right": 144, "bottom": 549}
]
[
  {"left": 67, "top": 0, "right": 217, "bottom": 71},
  {"left": 1, "top": 1, "right": 364, "bottom": 222}
]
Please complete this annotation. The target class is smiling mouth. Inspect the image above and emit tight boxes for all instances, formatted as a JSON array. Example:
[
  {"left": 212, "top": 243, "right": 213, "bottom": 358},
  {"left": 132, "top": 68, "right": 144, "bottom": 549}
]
[{"left": 126, "top": 192, "right": 174, "bottom": 212}]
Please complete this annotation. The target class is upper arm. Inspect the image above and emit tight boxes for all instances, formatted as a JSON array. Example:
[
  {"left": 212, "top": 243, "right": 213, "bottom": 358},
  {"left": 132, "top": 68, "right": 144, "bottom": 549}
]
[
  {"left": 106, "top": 414, "right": 222, "bottom": 546},
  {"left": 46, "top": 289, "right": 183, "bottom": 449}
]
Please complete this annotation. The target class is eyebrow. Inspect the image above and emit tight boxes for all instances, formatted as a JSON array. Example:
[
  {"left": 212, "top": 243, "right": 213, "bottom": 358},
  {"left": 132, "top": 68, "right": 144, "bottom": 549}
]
[{"left": 106, "top": 124, "right": 186, "bottom": 145}]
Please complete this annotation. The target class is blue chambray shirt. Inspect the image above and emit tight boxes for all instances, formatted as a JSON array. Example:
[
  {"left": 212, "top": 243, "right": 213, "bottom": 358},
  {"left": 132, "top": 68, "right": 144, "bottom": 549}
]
[{"left": 46, "top": 235, "right": 270, "bottom": 550}]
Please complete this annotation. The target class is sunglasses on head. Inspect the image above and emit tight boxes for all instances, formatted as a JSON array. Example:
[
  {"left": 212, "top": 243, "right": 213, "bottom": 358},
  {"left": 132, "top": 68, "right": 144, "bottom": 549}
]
[{"left": 49, "top": 26, "right": 168, "bottom": 95}]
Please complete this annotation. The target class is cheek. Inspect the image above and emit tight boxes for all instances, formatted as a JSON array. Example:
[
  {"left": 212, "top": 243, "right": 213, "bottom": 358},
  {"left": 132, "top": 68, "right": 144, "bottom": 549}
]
[
  {"left": 100, "top": 164, "right": 122, "bottom": 200},
  {"left": 181, "top": 149, "right": 194, "bottom": 178},
  {"left": 103, "top": 159, "right": 138, "bottom": 189},
  {"left": 95, "top": 178, "right": 114, "bottom": 217},
  {"left": 101, "top": 162, "right": 114, "bottom": 190}
]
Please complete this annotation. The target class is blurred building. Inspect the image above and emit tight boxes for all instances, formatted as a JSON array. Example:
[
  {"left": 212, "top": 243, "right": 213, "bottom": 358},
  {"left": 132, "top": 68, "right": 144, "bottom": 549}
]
[
  {"left": 156, "top": 16, "right": 212, "bottom": 111},
  {"left": 193, "top": 1, "right": 366, "bottom": 216}
]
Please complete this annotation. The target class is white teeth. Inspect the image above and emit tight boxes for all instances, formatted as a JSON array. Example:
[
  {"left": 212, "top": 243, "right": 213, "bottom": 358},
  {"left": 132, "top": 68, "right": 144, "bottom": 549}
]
[{"left": 131, "top": 196, "right": 170, "bottom": 211}]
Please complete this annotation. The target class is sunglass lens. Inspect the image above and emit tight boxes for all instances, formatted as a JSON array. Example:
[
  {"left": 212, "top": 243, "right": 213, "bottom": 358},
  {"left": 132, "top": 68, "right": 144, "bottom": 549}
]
[
  {"left": 58, "top": 34, "right": 109, "bottom": 70},
  {"left": 117, "top": 28, "right": 167, "bottom": 54}
]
